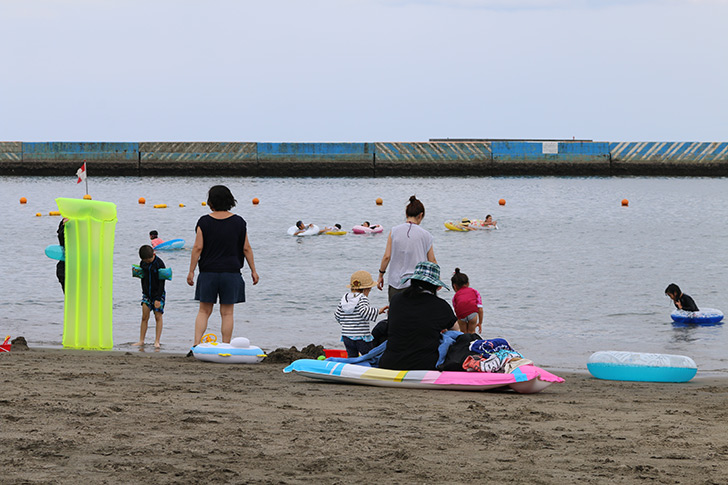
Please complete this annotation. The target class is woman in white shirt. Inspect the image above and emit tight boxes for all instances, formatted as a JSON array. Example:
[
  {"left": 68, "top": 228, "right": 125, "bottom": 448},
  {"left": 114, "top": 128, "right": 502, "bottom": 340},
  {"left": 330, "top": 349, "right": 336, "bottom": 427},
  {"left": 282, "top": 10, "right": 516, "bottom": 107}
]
[{"left": 376, "top": 195, "right": 437, "bottom": 301}]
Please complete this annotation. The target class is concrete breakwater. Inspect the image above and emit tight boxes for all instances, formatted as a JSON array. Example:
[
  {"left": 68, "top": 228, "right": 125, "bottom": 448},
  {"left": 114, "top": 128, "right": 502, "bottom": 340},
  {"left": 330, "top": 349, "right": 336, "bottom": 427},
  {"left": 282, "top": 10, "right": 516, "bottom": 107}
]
[{"left": 1, "top": 140, "right": 727, "bottom": 176}]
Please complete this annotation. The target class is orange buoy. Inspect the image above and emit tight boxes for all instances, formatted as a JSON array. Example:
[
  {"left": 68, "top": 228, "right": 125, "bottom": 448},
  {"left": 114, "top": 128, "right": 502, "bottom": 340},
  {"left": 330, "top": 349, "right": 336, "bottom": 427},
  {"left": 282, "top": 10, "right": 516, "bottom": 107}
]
[
  {"left": 49, "top": 211, "right": 61, "bottom": 216},
  {"left": 202, "top": 201, "right": 207, "bottom": 206},
  {"left": 498, "top": 198, "right": 506, "bottom": 206},
  {"left": 138, "top": 197, "right": 146, "bottom": 204},
  {"left": 153, "top": 204, "right": 167, "bottom": 209},
  {"left": 19, "top": 197, "right": 27, "bottom": 204},
  {"left": 35, "top": 212, "right": 42, "bottom": 217},
  {"left": 252, "top": 198, "right": 260, "bottom": 205},
  {"left": 179, "top": 203, "right": 185, "bottom": 207},
  {"left": 621, "top": 199, "right": 629, "bottom": 207},
  {"left": 375, "top": 197, "right": 383, "bottom": 205},
  {"left": 83, "top": 194, "right": 92, "bottom": 200}
]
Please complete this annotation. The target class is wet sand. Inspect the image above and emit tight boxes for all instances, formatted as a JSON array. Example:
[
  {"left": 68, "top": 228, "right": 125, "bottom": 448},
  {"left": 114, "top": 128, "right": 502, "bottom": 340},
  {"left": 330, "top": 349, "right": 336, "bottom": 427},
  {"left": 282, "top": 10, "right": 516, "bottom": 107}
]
[{"left": 1, "top": 348, "right": 727, "bottom": 484}]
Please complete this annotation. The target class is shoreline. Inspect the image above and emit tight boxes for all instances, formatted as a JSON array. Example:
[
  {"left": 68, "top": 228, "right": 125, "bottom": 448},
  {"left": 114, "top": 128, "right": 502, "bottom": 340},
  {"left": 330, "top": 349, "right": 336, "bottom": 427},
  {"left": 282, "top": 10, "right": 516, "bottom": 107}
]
[
  {"left": 14, "top": 344, "right": 728, "bottom": 379},
  {"left": 2, "top": 348, "right": 728, "bottom": 483}
]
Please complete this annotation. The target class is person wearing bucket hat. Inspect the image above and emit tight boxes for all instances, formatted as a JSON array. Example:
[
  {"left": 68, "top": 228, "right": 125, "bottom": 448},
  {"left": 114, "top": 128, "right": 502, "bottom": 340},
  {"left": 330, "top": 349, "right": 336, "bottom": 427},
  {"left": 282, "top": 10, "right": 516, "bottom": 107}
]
[
  {"left": 377, "top": 195, "right": 437, "bottom": 301},
  {"left": 379, "top": 261, "right": 458, "bottom": 371},
  {"left": 335, "top": 270, "right": 389, "bottom": 358},
  {"left": 400, "top": 261, "right": 450, "bottom": 289}
]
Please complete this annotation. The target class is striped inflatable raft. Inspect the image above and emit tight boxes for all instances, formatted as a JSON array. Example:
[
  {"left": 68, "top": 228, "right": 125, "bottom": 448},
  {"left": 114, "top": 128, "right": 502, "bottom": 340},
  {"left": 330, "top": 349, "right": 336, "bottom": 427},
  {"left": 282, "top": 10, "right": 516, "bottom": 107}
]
[
  {"left": 284, "top": 359, "right": 564, "bottom": 393},
  {"left": 587, "top": 351, "right": 697, "bottom": 383}
]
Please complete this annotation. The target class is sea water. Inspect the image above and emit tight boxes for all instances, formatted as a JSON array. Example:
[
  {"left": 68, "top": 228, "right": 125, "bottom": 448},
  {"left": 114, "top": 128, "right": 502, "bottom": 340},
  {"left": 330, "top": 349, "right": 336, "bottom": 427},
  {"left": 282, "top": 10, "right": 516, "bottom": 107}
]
[{"left": 2, "top": 176, "right": 727, "bottom": 374}]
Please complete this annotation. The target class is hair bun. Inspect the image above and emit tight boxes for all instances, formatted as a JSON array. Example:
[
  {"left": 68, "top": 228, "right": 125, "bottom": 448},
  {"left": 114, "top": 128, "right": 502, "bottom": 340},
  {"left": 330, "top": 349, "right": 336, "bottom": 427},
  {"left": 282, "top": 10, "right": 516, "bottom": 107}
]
[
  {"left": 454, "top": 268, "right": 461, "bottom": 273},
  {"left": 409, "top": 195, "right": 417, "bottom": 203}
]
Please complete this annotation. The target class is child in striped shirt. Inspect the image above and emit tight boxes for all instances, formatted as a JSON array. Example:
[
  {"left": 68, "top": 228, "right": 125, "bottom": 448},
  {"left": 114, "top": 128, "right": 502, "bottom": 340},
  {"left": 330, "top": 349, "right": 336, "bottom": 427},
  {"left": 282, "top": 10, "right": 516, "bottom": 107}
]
[{"left": 335, "top": 270, "right": 389, "bottom": 357}]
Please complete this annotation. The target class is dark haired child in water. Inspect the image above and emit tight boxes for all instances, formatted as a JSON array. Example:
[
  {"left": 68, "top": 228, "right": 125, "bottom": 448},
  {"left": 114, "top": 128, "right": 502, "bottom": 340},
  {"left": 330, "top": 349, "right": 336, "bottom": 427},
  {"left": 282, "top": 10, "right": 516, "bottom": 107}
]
[
  {"left": 293, "top": 220, "right": 314, "bottom": 235},
  {"left": 482, "top": 214, "right": 497, "bottom": 226},
  {"left": 134, "top": 245, "right": 166, "bottom": 348},
  {"left": 665, "top": 283, "right": 699, "bottom": 312},
  {"left": 318, "top": 223, "right": 343, "bottom": 234},
  {"left": 149, "top": 230, "right": 164, "bottom": 248},
  {"left": 451, "top": 268, "right": 484, "bottom": 333}
]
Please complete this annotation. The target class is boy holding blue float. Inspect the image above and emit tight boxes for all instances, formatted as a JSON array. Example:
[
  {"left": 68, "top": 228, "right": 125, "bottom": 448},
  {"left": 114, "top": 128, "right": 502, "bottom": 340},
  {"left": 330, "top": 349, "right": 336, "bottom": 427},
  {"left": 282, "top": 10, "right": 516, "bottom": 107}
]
[{"left": 134, "top": 245, "right": 167, "bottom": 348}]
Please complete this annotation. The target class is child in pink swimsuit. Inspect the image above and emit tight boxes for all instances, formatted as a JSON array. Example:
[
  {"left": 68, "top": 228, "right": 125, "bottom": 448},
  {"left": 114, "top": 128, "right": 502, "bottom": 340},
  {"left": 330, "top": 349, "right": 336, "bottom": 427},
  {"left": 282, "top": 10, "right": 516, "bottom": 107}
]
[{"left": 451, "top": 268, "right": 484, "bottom": 334}]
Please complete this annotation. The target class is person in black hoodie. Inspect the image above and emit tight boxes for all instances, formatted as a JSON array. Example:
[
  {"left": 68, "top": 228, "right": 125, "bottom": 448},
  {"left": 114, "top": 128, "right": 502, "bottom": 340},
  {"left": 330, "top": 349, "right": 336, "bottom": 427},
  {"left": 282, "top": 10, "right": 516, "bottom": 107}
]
[
  {"left": 134, "top": 245, "right": 166, "bottom": 348},
  {"left": 55, "top": 218, "right": 69, "bottom": 292}
]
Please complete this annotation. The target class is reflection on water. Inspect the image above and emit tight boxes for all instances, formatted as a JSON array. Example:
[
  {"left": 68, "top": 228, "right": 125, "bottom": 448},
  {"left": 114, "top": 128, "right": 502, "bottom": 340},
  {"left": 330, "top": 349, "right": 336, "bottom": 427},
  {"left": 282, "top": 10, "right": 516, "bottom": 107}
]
[{"left": 2, "top": 175, "right": 727, "bottom": 373}]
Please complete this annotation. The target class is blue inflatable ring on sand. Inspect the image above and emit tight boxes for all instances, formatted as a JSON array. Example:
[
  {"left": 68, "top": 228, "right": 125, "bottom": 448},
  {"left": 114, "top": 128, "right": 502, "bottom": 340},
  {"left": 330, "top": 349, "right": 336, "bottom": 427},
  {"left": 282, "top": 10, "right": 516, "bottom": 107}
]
[
  {"left": 587, "top": 350, "right": 697, "bottom": 383},
  {"left": 671, "top": 308, "right": 724, "bottom": 325}
]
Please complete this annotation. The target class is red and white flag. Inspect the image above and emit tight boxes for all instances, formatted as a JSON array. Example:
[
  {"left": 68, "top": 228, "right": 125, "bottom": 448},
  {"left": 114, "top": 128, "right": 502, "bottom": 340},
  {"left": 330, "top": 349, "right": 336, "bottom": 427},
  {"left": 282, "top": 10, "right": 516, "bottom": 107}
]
[{"left": 76, "top": 162, "right": 87, "bottom": 184}]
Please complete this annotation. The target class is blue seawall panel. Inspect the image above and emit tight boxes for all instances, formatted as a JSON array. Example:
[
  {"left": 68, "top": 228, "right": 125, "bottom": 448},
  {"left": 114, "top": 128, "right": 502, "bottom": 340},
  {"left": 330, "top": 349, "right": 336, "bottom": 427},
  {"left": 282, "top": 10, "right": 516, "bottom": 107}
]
[
  {"left": 491, "top": 141, "right": 610, "bottom": 174},
  {"left": 22, "top": 142, "right": 139, "bottom": 174},
  {"left": 140, "top": 142, "right": 256, "bottom": 174},
  {"left": 610, "top": 142, "right": 728, "bottom": 175},
  {"left": 374, "top": 142, "right": 492, "bottom": 175},
  {"left": 257, "top": 143, "right": 374, "bottom": 175}
]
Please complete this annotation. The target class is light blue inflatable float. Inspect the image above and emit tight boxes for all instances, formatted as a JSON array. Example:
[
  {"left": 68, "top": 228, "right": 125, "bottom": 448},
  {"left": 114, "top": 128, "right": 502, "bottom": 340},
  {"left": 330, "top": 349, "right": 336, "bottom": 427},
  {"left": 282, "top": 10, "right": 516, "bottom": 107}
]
[
  {"left": 670, "top": 308, "right": 724, "bottom": 326},
  {"left": 154, "top": 238, "right": 185, "bottom": 250},
  {"left": 45, "top": 244, "right": 65, "bottom": 261},
  {"left": 587, "top": 350, "right": 697, "bottom": 383}
]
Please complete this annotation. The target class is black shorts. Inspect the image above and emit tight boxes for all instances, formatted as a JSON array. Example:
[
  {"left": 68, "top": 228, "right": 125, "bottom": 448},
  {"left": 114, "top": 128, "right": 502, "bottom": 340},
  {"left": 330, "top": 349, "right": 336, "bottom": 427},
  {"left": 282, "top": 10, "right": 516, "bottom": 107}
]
[{"left": 194, "top": 272, "right": 246, "bottom": 304}]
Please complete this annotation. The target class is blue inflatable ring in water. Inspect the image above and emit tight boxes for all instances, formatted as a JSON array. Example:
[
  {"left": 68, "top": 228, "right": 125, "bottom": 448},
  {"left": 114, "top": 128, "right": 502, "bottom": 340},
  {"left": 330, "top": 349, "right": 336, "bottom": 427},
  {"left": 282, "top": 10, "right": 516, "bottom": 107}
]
[
  {"left": 670, "top": 308, "right": 724, "bottom": 325},
  {"left": 154, "top": 238, "right": 185, "bottom": 250}
]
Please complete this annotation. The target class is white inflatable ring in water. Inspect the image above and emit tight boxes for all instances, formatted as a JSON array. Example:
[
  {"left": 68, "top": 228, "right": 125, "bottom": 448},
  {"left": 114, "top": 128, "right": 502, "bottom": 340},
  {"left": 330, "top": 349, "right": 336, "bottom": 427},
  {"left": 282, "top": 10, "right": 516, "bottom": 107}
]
[
  {"left": 287, "top": 225, "right": 320, "bottom": 236},
  {"left": 587, "top": 350, "right": 697, "bottom": 383}
]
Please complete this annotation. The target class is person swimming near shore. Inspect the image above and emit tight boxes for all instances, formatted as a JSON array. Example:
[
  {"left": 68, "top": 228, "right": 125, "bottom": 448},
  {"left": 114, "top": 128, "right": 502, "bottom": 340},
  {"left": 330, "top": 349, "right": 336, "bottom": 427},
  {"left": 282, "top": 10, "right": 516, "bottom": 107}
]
[{"left": 665, "top": 283, "right": 699, "bottom": 312}]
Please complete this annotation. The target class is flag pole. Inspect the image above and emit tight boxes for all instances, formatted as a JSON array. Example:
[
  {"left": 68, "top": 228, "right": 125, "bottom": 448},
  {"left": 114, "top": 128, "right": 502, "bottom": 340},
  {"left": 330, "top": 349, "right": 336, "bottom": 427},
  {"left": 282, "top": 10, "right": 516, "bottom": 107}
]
[{"left": 84, "top": 160, "right": 88, "bottom": 195}]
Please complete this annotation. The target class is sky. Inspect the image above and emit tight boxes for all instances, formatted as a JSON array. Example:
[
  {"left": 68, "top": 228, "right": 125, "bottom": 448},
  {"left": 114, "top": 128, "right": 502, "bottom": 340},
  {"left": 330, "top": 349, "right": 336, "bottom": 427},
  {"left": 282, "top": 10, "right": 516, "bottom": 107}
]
[{"left": 1, "top": 0, "right": 726, "bottom": 142}]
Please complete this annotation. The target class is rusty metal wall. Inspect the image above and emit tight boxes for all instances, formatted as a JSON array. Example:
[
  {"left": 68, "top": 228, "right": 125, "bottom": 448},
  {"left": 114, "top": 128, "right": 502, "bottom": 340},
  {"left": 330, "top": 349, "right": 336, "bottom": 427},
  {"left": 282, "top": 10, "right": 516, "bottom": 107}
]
[
  {"left": 374, "top": 142, "right": 492, "bottom": 175},
  {"left": 139, "top": 142, "right": 257, "bottom": 175}
]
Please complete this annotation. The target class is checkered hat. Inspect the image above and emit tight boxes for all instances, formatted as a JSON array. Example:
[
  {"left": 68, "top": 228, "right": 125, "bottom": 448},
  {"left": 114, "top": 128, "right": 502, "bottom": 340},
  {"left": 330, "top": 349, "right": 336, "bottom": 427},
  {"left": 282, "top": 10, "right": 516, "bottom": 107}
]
[{"left": 401, "top": 261, "right": 450, "bottom": 290}]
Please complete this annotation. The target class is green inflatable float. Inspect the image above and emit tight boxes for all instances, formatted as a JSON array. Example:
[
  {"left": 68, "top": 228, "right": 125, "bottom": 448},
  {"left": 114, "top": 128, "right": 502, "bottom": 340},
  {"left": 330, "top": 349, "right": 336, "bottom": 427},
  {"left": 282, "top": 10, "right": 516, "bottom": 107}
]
[{"left": 56, "top": 197, "right": 117, "bottom": 350}]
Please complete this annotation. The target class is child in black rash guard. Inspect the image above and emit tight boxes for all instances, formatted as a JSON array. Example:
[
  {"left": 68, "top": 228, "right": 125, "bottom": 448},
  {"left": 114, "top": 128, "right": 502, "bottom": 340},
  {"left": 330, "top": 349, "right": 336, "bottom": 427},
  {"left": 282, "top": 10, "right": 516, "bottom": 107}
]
[
  {"left": 665, "top": 283, "right": 699, "bottom": 312},
  {"left": 134, "top": 245, "right": 166, "bottom": 348}
]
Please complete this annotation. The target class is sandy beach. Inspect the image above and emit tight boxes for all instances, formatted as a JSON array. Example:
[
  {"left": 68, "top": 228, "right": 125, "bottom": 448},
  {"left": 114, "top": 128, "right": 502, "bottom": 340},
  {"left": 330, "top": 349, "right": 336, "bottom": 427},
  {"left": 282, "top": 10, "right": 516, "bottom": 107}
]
[{"left": 1, "top": 347, "right": 727, "bottom": 484}]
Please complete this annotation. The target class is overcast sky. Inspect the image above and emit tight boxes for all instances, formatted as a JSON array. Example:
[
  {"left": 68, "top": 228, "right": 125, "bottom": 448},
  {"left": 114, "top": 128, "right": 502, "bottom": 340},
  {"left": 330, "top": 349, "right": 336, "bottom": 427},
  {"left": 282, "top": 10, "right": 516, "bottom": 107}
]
[{"left": 1, "top": 0, "right": 726, "bottom": 142}]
